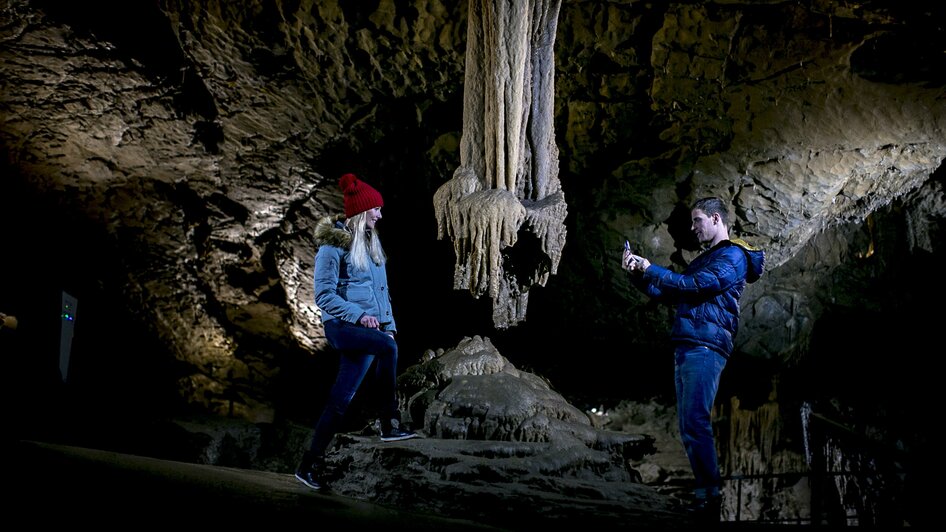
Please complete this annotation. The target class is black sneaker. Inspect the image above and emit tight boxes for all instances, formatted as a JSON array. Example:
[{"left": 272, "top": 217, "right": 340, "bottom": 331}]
[
  {"left": 295, "top": 468, "right": 325, "bottom": 490},
  {"left": 380, "top": 426, "right": 417, "bottom": 442},
  {"left": 379, "top": 419, "right": 418, "bottom": 442},
  {"left": 295, "top": 452, "right": 328, "bottom": 490},
  {"left": 686, "top": 495, "right": 721, "bottom": 522}
]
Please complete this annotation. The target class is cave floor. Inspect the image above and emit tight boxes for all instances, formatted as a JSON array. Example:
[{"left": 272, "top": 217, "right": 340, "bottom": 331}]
[{"left": 8, "top": 438, "right": 836, "bottom": 530}]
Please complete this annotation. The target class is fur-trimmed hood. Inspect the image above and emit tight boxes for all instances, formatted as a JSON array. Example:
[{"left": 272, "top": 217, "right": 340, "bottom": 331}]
[{"left": 313, "top": 214, "right": 352, "bottom": 249}]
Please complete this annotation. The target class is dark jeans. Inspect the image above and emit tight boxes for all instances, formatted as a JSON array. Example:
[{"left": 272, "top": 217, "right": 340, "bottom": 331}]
[
  {"left": 674, "top": 344, "right": 726, "bottom": 500},
  {"left": 308, "top": 318, "right": 400, "bottom": 456}
]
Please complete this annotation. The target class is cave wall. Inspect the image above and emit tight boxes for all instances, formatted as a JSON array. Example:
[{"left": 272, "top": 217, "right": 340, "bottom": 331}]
[{"left": 1, "top": 0, "right": 944, "bottom": 436}]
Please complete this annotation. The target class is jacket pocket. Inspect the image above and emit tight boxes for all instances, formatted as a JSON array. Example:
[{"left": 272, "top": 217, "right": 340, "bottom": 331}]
[{"left": 344, "top": 286, "right": 372, "bottom": 302}]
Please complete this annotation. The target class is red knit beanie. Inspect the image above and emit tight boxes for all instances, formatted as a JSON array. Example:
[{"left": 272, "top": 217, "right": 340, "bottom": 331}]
[{"left": 339, "top": 173, "right": 384, "bottom": 218}]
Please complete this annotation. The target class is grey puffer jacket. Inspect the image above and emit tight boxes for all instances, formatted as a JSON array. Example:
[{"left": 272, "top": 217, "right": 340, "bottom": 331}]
[{"left": 313, "top": 214, "right": 396, "bottom": 333}]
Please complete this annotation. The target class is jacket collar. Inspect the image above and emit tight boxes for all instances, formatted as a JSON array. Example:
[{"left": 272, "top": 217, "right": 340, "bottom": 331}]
[{"left": 314, "top": 214, "right": 352, "bottom": 248}]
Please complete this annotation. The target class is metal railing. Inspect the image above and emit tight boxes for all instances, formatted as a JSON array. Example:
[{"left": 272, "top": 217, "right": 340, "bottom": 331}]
[
  {"left": 720, "top": 404, "right": 908, "bottom": 525},
  {"left": 724, "top": 470, "right": 854, "bottom": 524}
]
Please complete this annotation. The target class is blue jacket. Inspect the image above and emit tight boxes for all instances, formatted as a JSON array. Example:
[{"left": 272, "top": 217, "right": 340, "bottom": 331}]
[
  {"left": 631, "top": 239, "right": 764, "bottom": 358},
  {"left": 313, "top": 215, "right": 397, "bottom": 334}
]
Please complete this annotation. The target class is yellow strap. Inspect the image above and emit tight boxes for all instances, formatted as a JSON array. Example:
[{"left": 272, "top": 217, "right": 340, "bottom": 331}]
[{"left": 730, "top": 238, "right": 762, "bottom": 251}]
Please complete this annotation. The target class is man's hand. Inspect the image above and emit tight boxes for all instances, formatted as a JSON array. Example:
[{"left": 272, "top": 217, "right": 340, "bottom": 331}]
[
  {"left": 1, "top": 312, "right": 18, "bottom": 330},
  {"left": 622, "top": 250, "right": 650, "bottom": 273}
]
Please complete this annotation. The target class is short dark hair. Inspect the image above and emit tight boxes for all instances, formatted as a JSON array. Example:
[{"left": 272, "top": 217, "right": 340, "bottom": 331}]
[{"left": 692, "top": 197, "right": 729, "bottom": 225}]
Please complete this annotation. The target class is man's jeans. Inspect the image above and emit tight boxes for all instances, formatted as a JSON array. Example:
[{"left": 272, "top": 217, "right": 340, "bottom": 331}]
[
  {"left": 675, "top": 344, "right": 727, "bottom": 500},
  {"left": 308, "top": 318, "right": 400, "bottom": 455}
]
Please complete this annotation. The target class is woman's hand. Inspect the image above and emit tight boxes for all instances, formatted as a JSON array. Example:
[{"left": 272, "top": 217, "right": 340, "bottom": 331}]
[{"left": 359, "top": 314, "right": 380, "bottom": 328}]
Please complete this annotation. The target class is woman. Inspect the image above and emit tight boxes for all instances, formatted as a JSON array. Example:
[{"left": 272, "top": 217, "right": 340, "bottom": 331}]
[{"left": 295, "top": 173, "right": 416, "bottom": 491}]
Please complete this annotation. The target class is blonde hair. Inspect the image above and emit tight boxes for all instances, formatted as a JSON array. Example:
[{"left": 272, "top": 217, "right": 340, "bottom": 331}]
[{"left": 347, "top": 211, "right": 386, "bottom": 271}]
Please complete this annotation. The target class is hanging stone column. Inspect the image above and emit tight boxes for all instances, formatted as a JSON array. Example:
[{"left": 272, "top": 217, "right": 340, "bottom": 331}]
[{"left": 434, "top": 0, "right": 567, "bottom": 329}]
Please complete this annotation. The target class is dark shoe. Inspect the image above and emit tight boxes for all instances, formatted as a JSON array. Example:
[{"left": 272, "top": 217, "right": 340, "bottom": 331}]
[
  {"left": 379, "top": 419, "right": 417, "bottom": 442},
  {"left": 295, "top": 452, "right": 327, "bottom": 490},
  {"left": 686, "top": 495, "right": 721, "bottom": 522}
]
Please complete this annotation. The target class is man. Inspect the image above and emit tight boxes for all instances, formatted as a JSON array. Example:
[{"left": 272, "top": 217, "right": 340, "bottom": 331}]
[{"left": 622, "top": 197, "right": 765, "bottom": 521}]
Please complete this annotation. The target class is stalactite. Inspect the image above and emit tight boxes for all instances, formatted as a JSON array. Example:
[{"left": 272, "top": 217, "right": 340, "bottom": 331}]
[
  {"left": 433, "top": 0, "right": 567, "bottom": 329},
  {"left": 725, "top": 396, "right": 783, "bottom": 472},
  {"left": 717, "top": 391, "right": 809, "bottom": 522}
]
